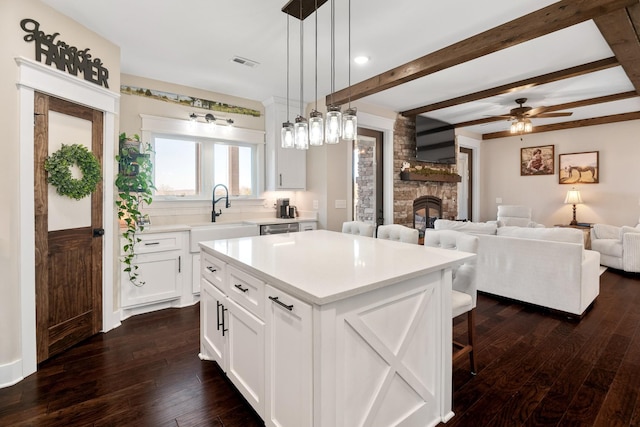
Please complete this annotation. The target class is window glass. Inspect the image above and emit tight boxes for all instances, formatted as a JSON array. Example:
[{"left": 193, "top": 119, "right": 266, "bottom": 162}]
[{"left": 154, "top": 137, "right": 198, "bottom": 196}]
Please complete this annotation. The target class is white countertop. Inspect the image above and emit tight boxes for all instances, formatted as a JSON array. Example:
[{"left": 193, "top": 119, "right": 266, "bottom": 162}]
[
  {"left": 200, "top": 230, "right": 475, "bottom": 305},
  {"left": 127, "top": 217, "right": 317, "bottom": 234}
]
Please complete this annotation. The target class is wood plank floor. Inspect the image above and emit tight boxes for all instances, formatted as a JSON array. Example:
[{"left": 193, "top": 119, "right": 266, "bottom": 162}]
[{"left": 0, "top": 269, "right": 638, "bottom": 426}]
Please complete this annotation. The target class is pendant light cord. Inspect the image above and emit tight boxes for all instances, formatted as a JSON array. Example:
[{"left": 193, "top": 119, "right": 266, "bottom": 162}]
[
  {"left": 314, "top": 0, "right": 318, "bottom": 110},
  {"left": 330, "top": 0, "right": 335, "bottom": 106},
  {"left": 299, "top": 1, "right": 304, "bottom": 117},
  {"left": 286, "top": 15, "right": 290, "bottom": 120},
  {"left": 348, "top": 0, "right": 351, "bottom": 108}
]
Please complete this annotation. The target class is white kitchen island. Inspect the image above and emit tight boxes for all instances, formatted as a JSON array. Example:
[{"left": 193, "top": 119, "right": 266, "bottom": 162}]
[{"left": 199, "top": 230, "right": 474, "bottom": 427}]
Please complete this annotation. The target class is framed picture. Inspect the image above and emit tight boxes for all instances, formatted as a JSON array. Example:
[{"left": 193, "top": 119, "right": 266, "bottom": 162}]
[
  {"left": 521, "top": 145, "right": 554, "bottom": 176},
  {"left": 559, "top": 151, "right": 599, "bottom": 184}
]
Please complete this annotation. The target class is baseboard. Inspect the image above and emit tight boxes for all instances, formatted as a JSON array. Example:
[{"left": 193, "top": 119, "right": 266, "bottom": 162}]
[{"left": 0, "top": 359, "right": 24, "bottom": 389}]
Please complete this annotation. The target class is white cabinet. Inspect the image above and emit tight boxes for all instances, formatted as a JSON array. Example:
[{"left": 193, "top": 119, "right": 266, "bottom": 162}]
[
  {"left": 120, "top": 231, "right": 186, "bottom": 309},
  {"left": 265, "top": 285, "right": 313, "bottom": 427},
  {"left": 200, "top": 255, "right": 266, "bottom": 418},
  {"left": 264, "top": 97, "right": 306, "bottom": 190}
]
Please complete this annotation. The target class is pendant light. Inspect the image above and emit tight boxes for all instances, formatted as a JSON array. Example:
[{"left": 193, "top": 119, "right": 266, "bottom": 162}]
[
  {"left": 308, "top": 0, "right": 324, "bottom": 146},
  {"left": 325, "top": 0, "right": 341, "bottom": 144},
  {"left": 294, "top": 0, "right": 309, "bottom": 150},
  {"left": 341, "top": 0, "right": 357, "bottom": 141},
  {"left": 281, "top": 14, "right": 295, "bottom": 148}
]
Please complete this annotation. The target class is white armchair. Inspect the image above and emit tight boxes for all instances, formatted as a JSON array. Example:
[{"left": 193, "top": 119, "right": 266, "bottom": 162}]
[
  {"left": 591, "top": 223, "right": 640, "bottom": 272},
  {"left": 494, "top": 205, "right": 544, "bottom": 228}
]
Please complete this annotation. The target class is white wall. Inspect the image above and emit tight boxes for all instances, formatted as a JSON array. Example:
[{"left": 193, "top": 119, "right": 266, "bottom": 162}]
[{"left": 479, "top": 120, "right": 640, "bottom": 226}]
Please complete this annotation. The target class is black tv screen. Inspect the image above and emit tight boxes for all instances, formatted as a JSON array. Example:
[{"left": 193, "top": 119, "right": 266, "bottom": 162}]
[{"left": 415, "top": 116, "right": 456, "bottom": 164}]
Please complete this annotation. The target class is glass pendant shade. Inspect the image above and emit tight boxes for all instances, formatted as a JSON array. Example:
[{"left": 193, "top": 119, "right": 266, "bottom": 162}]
[
  {"left": 309, "top": 110, "right": 324, "bottom": 146},
  {"left": 294, "top": 116, "right": 309, "bottom": 150},
  {"left": 510, "top": 118, "right": 533, "bottom": 134},
  {"left": 524, "top": 119, "right": 533, "bottom": 133},
  {"left": 281, "top": 121, "right": 295, "bottom": 148},
  {"left": 342, "top": 107, "right": 357, "bottom": 141},
  {"left": 325, "top": 105, "right": 342, "bottom": 144}
]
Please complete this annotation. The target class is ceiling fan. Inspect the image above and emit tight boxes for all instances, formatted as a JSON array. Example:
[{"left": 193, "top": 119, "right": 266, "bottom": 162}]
[
  {"left": 497, "top": 98, "right": 573, "bottom": 120},
  {"left": 496, "top": 98, "right": 573, "bottom": 134}
]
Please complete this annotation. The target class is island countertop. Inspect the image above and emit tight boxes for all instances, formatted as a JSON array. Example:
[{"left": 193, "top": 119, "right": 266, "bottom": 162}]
[{"left": 199, "top": 229, "right": 474, "bottom": 305}]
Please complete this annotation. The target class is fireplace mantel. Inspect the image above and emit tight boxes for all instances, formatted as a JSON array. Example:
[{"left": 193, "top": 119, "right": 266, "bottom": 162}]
[{"left": 400, "top": 171, "right": 462, "bottom": 183}]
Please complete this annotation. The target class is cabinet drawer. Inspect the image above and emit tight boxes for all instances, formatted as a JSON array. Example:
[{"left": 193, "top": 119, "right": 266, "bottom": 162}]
[
  {"left": 134, "top": 232, "right": 183, "bottom": 254},
  {"left": 202, "top": 252, "right": 226, "bottom": 294},
  {"left": 227, "top": 265, "right": 265, "bottom": 319}
]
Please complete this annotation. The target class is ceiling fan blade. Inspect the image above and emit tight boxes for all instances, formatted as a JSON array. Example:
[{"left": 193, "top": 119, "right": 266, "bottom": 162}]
[
  {"left": 525, "top": 106, "right": 549, "bottom": 117},
  {"left": 533, "top": 112, "right": 573, "bottom": 118}
]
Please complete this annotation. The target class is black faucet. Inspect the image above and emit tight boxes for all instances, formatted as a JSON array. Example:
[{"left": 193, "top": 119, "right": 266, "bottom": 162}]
[{"left": 212, "top": 184, "right": 230, "bottom": 222}]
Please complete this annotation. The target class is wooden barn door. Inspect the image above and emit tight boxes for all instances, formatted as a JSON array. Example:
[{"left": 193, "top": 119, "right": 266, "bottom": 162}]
[{"left": 34, "top": 92, "right": 104, "bottom": 363}]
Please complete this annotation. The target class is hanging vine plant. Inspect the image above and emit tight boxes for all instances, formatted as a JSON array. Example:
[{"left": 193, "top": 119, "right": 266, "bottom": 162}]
[
  {"left": 44, "top": 144, "right": 101, "bottom": 200},
  {"left": 115, "top": 133, "right": 154, "bottom": 287}
]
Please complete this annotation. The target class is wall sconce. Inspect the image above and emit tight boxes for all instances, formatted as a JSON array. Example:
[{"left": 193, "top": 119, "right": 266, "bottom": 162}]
[{"left": 189, "top": 112, "right": 234, "bottom": 126}]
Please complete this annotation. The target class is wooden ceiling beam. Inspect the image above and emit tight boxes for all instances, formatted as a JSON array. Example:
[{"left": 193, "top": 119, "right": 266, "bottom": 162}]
[
  {"left": 325, "top": 0, "right": 637, "bottom": 107},
  {"left": 594, "top": 4, "right": 640, "bottom": 93},
  {"left": 482, "top": 110, "right": 640, "bottom": 139},
  {"left": 401, "top": 57, "right": 619, "bottom": 117},
  {"left": 453, "top": 91, "right": 638, "bottom": 128}
]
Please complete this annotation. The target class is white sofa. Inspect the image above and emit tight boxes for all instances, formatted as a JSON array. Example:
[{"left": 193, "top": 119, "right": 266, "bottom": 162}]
[
  {"left": 590, "top": 223, "right": 640, "bottom": 272},
  {"left": 433, "top": 220, "right": 600, "bottom": 317}
]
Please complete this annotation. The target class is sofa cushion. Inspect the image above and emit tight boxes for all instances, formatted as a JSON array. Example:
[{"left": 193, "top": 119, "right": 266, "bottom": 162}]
[
  {"left": 593, "top": 223, "right": 621, "bottom": 240},
  {"left": 433, "top": 219, "right": 497, "bottom": 235},
  {"left": 496, "top": 226, "right": 583, "bottom": 245},
  {"left": 591, "top": 238, "right": 623, "bottom": 258},
  {"left": 621, "top": 225, "right": 640, "bottom": 237}
]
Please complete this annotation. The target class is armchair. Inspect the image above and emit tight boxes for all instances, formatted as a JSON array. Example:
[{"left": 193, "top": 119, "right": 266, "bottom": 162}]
[
  {"left": 492, "top": 205, "right": 544, "bottom": 228},
  {"left": 591, "top": 223, "right": 640, "bottom": 272}
]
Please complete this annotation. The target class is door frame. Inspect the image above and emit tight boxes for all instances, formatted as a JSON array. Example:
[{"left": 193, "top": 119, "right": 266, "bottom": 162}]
[{"left": 16, "top": 57, "right": 119, "bottom": 380}]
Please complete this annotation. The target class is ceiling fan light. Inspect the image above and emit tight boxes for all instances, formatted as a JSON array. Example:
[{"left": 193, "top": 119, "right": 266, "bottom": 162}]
[
  {"left": 510, "top": 122, "right": 517, "bottom": 134},
  {"left": 524, "top": 119, "right": 533, "bottom": 133}
]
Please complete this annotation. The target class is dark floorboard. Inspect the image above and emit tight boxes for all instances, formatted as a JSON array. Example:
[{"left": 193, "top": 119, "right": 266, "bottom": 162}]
[{"left": 1, "top": 269, "right": 639, "bottom": 426}]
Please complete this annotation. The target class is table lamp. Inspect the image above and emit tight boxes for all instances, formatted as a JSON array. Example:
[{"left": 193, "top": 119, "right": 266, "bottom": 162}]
[{"left": 564, "top": 187, "right": 582, "bottom": 226}]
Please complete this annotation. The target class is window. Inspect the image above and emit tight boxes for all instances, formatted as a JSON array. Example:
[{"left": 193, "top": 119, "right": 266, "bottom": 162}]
[{"left": 152, "top": 134, "right": 256, "bottom": 199}]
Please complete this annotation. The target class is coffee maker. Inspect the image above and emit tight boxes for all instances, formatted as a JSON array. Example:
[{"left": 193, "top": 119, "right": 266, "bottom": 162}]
[{"left": 276, "top": 198, "right": 290, "bottom": 218}]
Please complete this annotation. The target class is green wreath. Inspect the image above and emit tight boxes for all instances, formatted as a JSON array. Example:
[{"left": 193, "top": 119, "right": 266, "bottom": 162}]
[{"left": 44, "top": 144, "right": 101, "bottom": 200}]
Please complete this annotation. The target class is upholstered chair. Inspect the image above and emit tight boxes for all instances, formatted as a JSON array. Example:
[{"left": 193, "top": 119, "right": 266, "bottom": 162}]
[
  {"left": 423, "top": 229, "right": 479, "bottom": 374},
  {"left": 496, "top": 205, "right": 544, "bottom": 228},
  {"left": 341, "top": 220, "right": 376, "bottom": 237},
  {"left": 376, "top": 224, "right": 419, "bottom": 244},
  {"left": 591, "top": 223, "right": 640, "bottom": 272}
]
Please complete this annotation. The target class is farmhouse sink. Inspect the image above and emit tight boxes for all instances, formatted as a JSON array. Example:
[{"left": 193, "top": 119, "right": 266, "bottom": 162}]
[{"left": 189, "top": 222, "right": 259, "bottom": 252}]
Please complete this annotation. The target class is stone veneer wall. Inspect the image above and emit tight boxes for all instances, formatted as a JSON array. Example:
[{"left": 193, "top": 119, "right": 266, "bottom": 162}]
[
  {"left": 355, "top": 140, "right": 375, "bottom": 222},
  {"left": 393, "top": 115, "right": 459, "bottom": 227}
]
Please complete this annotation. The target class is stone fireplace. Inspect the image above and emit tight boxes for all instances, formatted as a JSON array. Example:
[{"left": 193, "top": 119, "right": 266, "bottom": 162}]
[{"left": 393, "top": 115, "right": 459, "bottom": 228}]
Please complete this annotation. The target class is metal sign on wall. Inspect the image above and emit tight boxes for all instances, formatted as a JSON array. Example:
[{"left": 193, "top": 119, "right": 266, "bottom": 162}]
[{"left": 20, "top": 18, "right": 110, "bottom": 89}]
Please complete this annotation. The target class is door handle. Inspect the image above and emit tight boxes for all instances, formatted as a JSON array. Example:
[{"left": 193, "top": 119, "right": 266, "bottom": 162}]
[{"left": 93, "top": 228, "right": 105, "bottom": 237}]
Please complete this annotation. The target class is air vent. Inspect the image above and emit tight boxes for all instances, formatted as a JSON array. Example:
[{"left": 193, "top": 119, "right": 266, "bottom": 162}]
[{"left": 231, "top": 56, "right": 259, "bottom": 68}]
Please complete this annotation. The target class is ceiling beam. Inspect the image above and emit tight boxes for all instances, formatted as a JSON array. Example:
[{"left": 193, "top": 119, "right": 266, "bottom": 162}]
[
  {"left": 401, "top": 57, "right": 619, "bottom": 117},
  {"left": 453, "top": 91, "right": 638, "bottom": 128},
  {"left": 594, "top": 4, "right": 640, "bottom": 93},
  {"left": 325, "top": 0, "right": 637, "bottom": 107},
  {"left": 482, "top": 110, "right": 640, "bottom": 139}
]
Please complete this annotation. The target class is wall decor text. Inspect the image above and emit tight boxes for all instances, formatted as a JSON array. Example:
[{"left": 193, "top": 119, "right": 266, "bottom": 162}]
[{"left": 20, "top": 18, "right": 110, "bottom": 88}]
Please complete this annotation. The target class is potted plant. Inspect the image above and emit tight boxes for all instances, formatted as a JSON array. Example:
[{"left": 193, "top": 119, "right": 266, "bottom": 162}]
[{"left": 115, "top": 132, "right": 154, "bottom": 286}]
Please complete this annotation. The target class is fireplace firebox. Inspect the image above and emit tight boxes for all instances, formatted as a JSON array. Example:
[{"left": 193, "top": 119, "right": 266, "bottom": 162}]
[{"left": 413, "top": 196, "right": 442, "bottom": 230}]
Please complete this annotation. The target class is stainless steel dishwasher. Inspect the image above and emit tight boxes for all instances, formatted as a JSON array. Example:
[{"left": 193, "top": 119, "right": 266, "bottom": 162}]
[{"left": 259, "top": 222, "right": 299, "bottom": 235}]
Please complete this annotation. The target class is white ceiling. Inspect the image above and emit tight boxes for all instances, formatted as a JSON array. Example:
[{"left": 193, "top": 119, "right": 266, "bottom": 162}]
[{"left": 40, "top": 0, "right": 640, "bottom": 137}]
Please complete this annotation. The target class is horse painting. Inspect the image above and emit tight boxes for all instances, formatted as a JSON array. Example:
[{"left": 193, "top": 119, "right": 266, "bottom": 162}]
[
  {"left": 559, "top": 152, "right": 599, "bottom": 184},
  {"left": 564, "top": 165, "right": 597, "bottom": 181}
]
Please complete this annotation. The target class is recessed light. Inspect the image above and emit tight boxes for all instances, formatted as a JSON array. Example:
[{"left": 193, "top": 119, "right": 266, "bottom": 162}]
[{"left": 354, "top": 56, "right": 369, "bottom": 65}]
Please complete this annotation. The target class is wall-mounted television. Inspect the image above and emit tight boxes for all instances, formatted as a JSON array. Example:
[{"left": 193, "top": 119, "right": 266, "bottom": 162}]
[{"left": 415, "top": 115, "right": 456, "bottom": 164}]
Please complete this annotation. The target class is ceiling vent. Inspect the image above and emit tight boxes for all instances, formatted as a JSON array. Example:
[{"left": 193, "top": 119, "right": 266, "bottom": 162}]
[{"left": 231, "top": 56, "right": 259, "bottom": 68}]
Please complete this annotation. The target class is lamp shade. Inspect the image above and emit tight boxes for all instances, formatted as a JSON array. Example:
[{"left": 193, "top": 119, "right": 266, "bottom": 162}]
[{"left": 564, "top": 189, "right": 583, "bottom": 205}]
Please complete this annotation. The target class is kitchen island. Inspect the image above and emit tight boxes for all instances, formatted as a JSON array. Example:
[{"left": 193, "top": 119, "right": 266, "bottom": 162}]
[{"left": 199, "top": 230, "right": 474, "bottom": 427}]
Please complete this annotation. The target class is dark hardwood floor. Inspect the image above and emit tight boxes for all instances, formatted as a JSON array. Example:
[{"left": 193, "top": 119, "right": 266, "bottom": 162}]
[{"left": 1, "top": 269, "right": 639, "bottom": 426}]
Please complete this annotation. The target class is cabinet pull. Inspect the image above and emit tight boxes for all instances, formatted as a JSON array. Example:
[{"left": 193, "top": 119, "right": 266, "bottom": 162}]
[
  {"left": 279, "top": 173, "right": 282, "bottom": 186},
  {"left": 206, "top": 266, "right": 217, "bottom": 273},
  {"left": 269, "top": 296, "right": 293, "bottom": 311},
  {"left": 221, "top": 306, "right": 228, "bottom": 336},
  {"left": 144, "top": 242, "right": 160, "bottom": 246},
  {"left": 216, "top": 301, "right": 223, "bottom": 331},
  {"left": 178, "top": 256, "right": 181, "bottom": 273},
  {"left": 234, "top": 284, "right": 249, "bottom": 293}
]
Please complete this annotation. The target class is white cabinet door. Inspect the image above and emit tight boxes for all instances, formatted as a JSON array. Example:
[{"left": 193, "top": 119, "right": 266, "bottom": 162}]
[
  {"left": 192, "top": 253, "right": 201, "bottom": 294},
  {"left": 265, "top": 285, "right": 313, "bottom": 427},
  {"left": 200, "top": 278, "right": 227, "bottom": 368},
  {"left": 226, "top": 298, "right": 265, "bottom": 417},
  {"left": 121, "top": 250, "right": 182, "bottom": 307},
  {"left": 299, "top": 221, "right": 317, "bottom": 231}
]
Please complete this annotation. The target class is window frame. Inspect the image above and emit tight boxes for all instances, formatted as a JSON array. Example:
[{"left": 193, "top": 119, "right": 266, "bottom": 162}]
[{"left": 140, "top": 114, "right": 265, "bottom": 202}]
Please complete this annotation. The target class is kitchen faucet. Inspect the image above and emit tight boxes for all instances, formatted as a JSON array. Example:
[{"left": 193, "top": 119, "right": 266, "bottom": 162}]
[{"left": 212, "top": 183, "right": 230, "bottom": 222}]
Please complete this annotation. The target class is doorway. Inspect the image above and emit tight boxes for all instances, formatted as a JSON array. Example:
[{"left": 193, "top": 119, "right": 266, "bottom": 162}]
[
  {"left": 34, "top": 92, "right": 104, "bottom": 363},
  {"left": 352, "top": 128, "right": 383, "bottom": 226},
  {"left": 458, "top": 147, "right": 473, "bottom": 221}
]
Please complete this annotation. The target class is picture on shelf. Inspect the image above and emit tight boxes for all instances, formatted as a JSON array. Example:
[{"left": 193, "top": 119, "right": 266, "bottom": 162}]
[
  {"left": 521, "top": 145, "right": 554, "bottom": 176},
  {"left": 559, "top": 151, "right": 599, "bottom": 184}
]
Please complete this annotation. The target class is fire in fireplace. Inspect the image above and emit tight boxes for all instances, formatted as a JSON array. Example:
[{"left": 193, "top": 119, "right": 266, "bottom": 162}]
[{"left": 413, "top": 196, "right": 442, "bottom": 230}]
